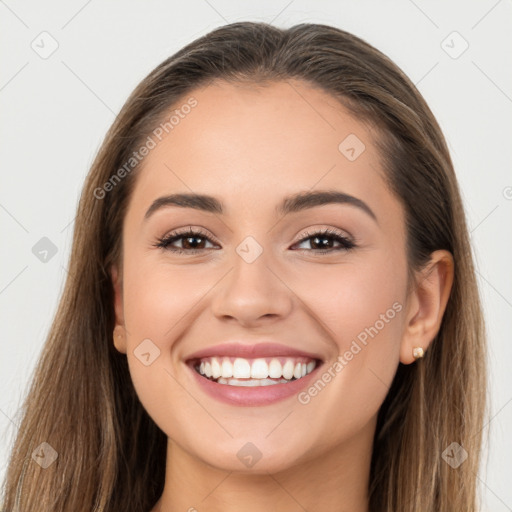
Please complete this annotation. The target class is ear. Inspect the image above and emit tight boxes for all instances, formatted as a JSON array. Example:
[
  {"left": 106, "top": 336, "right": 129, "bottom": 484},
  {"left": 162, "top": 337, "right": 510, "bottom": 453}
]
[
  {"left": 400, "top": 250, "right": 454, "bottom": 364},
  {"left": 111, "top": 264, "right": 127, "bottom": 354}
]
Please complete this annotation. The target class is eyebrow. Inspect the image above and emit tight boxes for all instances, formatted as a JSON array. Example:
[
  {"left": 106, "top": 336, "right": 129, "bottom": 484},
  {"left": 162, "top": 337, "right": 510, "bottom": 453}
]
[{"left": 144, "top": 190, "right": 377, "bottom": 223}]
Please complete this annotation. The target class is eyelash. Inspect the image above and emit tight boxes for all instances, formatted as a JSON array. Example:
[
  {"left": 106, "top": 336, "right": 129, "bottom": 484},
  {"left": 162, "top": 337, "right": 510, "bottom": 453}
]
[{"left": 153, "top": 227, "right": 356, "bottom": 255}]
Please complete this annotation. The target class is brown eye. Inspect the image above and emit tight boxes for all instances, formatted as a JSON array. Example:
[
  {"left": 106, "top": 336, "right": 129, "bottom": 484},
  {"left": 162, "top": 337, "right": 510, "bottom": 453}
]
[
  {"left": 292, "top": 228, "right": 355, "bottom": 254},
  {"left": 154, "top": 228, "right": 217, "bottom": 253}
]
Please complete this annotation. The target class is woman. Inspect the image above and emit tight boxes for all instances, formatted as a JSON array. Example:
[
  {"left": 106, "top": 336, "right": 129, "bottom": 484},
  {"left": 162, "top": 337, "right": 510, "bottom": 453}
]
[{"left": 1, "top": 21, "right": 487, "bottom": 511}]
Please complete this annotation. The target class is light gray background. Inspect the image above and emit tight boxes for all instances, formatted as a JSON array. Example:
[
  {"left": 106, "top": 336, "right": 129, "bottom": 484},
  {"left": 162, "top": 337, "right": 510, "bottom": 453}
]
[{"left": 1, "top": 1, "right": 511, "bottom": 509}]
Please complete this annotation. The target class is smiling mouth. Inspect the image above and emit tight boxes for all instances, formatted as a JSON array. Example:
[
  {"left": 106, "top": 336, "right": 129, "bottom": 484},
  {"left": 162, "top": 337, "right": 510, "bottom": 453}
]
[{"left": 190, "top": 356, "right": 322, "bottom": 387}]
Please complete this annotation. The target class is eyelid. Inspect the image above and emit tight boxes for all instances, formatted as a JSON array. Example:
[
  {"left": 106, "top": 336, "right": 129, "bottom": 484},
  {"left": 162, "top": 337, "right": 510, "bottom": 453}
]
[
  {"left": 160, "top": 226, "right": 220, "bottom": 245},
  {"left": 294, "top": 226, "right": 355, "bottom": 245}
]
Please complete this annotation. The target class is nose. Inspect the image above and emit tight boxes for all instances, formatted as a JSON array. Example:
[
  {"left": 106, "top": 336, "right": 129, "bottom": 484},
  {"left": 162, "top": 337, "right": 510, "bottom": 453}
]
[{"left": 210, "top": 249, "right": 293, "bottom": 328}]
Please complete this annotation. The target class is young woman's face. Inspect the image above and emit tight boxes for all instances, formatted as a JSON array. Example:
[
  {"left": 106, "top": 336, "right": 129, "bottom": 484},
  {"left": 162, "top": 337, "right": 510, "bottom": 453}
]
[{"left": 113, "top": 79, "right": 410, "bottom": 473}]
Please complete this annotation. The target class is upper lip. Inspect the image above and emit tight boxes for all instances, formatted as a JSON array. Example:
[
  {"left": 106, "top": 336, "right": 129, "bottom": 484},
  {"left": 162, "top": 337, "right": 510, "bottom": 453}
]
[{"left": 185, "top": 342, "right": 324, "bottom": 362}]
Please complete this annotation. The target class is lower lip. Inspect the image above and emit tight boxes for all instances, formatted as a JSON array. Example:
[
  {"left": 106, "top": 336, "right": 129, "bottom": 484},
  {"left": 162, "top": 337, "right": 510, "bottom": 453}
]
[{"left": 186, "top": 360, "right": 323, "bottom": 406}]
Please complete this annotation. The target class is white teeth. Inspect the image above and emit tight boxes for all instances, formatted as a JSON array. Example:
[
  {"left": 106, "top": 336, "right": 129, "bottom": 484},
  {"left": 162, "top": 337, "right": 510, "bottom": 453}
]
[
  {"left": 268, "top": 359, "right": 282, "bottom": 378},
  {"left": 195, "top": 356, "right": 318, "bottom": 385},
  {"left": 282, "top": 360, "right": 295, "bottom": 380},
  {"left": 211, "top": 358, "right": 222, "bottom": 379},
  {"left": 221, "top": 358, "right": 233, "bottom": 378},
  {"left": 233, "top": 358, "right": 251, "bottom": 378},
  {"left": 250, "top": 358, "right": 269, "bottom": 379}
]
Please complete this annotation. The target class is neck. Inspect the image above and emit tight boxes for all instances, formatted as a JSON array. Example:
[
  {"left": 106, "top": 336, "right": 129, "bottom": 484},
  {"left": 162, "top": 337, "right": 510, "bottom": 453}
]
[{"left": 153, "top": 416, "right": 376, "bottom": 512}]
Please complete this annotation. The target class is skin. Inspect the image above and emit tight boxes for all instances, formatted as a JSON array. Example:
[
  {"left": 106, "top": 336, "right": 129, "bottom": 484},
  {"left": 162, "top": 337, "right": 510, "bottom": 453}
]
[{"left": 110, "top": 79, "right": 454, "bottom": 512}]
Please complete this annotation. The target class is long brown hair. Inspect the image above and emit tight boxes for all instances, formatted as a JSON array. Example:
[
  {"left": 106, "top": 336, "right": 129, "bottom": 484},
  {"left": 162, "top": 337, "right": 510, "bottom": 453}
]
[{"left": 1, "top": 21, "right": 487, "bottom": 511}]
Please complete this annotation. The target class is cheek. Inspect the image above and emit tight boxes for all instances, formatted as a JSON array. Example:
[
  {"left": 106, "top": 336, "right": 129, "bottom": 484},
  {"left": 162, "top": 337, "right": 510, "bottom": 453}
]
[
  {"left": 120, "top": 260, "right": 214, "bottom": 434},
  {"left": 296, "top": 254, "right": 406, "bottom": 352},
  {"left": 120, "top": 257, "right": 223, "bottom": 404},
  {"left": 122, "top": 257, "right": 215, "bottom": 345},
  {"left": 292, "top": 255, "right": 406, "bottom": 427}
]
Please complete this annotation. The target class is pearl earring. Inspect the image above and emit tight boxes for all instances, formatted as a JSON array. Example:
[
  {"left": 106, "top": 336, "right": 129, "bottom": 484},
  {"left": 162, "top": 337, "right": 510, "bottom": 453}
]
[{"left": 412, "top": 347, "right": 424, "bottom": 360}]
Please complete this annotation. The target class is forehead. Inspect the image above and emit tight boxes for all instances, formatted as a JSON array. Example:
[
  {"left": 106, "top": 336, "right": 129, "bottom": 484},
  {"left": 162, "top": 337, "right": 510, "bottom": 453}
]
[{"left": 126, "top": 79, "right": 400, "bottom": 225}]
